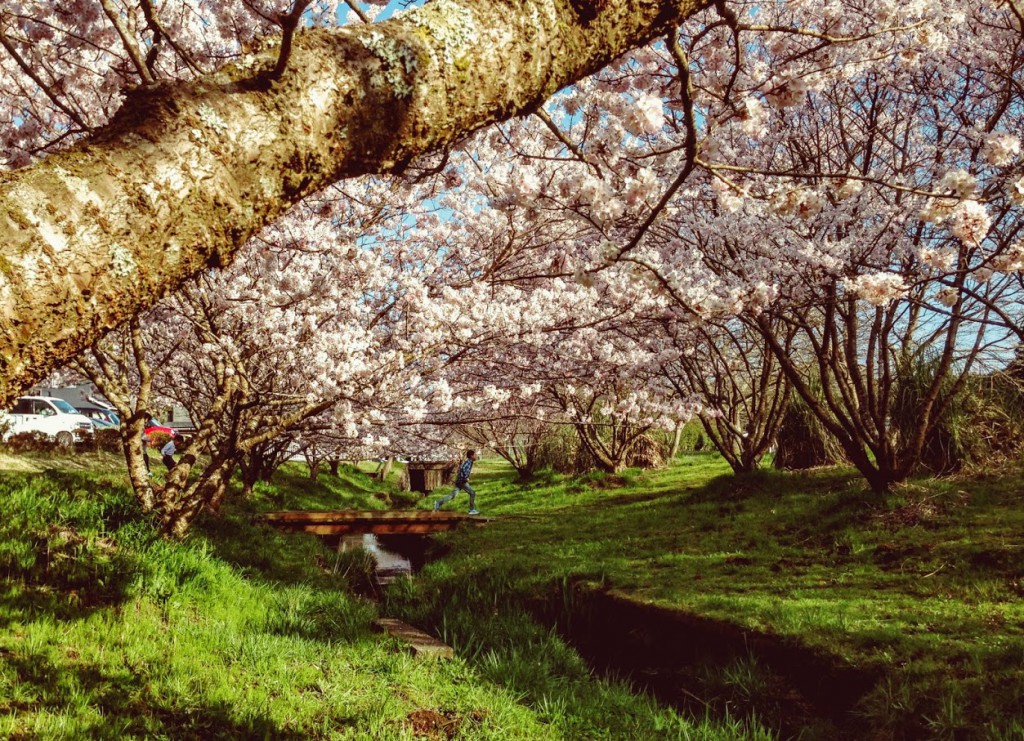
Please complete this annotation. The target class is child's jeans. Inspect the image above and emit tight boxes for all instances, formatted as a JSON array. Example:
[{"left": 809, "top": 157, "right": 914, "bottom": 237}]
[{"left": 437, "top": 482, "right": 475, "bottom": 510}]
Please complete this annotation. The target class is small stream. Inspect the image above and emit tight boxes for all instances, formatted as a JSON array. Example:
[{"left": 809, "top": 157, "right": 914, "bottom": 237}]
[
  {"left": 323, "top": 533, "right": 434, "bottom": 585},
  {"left": 317, "top": 534, "right": 868, "bottom": 736}
]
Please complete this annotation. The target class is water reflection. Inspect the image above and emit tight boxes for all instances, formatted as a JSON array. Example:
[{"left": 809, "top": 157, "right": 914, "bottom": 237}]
[{"left": 328, "top": 533, "right": 431, "bottom": 584}]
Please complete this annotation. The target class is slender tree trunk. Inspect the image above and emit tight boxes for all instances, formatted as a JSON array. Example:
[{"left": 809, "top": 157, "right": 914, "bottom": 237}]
[
  {"left": 162, "top": 458, "right": 235, "bottom": 536},
  {"left": 668, "top": 423, "right": 683, "bottom": 460},
  {"left": 375, "top": 457, "right": 393, "bottom": 482},
  {"left": 240, "top": 459, "right": 261, "bottom": 498},
  {"left": 121, "top": 414, "right": 155, "bottom": 510}
]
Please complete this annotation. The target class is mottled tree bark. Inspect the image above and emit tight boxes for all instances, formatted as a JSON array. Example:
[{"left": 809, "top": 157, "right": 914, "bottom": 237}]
[{"left": 0, "top": 0, "right": 708, "bottom": 406}]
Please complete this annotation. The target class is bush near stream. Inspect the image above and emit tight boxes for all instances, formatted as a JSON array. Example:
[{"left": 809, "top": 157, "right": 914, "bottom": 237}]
[{"left": 0, "top": 457, "right": 762, "bottom": 739}]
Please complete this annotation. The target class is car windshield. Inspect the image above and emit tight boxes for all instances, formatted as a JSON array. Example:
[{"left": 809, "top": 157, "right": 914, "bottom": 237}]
[{"left": 50, "top": 399, "right": 78, "bottom": 414}]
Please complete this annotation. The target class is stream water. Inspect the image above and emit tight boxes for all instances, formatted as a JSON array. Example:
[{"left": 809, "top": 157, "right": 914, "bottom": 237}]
[{"left": 325, "top": 533, "right": 432, "bottom": 584}]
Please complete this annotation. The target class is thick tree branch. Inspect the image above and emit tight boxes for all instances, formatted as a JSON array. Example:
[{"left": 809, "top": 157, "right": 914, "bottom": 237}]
[
  {"left": 342, "top": 0, "right": 371, "bottom": 24},
  {"left": 0, "top": 0, "right": 711, "bottom": 406}
]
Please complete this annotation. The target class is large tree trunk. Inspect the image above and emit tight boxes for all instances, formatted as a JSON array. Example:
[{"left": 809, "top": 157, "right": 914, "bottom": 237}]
[
  {"left": 0, "top": 0, "right": 708, "bottom": 407},
  {"left": 240, "top": 448, "right": 275, "bottom": 497}
]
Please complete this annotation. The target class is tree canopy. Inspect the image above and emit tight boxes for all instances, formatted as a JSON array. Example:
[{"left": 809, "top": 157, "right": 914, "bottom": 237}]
[
  {"left": 0, "top": 0, "right": 708, "bottom": 405},
  {"left": 4, "top": 0, "right": 1024, "bottom": 531}
]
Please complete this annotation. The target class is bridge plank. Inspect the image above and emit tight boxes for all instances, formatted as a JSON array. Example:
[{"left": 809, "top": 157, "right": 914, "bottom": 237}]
[
  {"left": 373, "top": 618, "right": 454, "bottom": 659},
  {"left": 257, "top": 510, "right": 484, "bottom": 535}
]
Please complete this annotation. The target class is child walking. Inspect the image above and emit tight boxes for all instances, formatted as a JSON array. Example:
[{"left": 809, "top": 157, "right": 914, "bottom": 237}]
[{"left": 434, "top": 449, "right": 480, "bottom": 515}]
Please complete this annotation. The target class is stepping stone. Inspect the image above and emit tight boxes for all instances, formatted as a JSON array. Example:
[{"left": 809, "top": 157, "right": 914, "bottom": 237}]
[{"left": 373, "top": 618, "right": 454, "bottom": 659}]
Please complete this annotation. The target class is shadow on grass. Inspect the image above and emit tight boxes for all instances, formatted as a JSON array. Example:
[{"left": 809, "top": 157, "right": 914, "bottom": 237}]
[
  {"left": 0, "top": 470, "right": 145, "bottom": 630},
  {"left": 683, "top": 467, "right": 863, "bottom": 504},
  {"left": 191, "top": 509, "right": 334, "bottom": 587},
  {"left": 0, "top": 575, "right": 134, "bottom": 633},
  {"left": 267, "top": 463, "right": 394, "bottom": 509},
  {"left": 0, "top": 649, "right": 307, "bottom": 739}
]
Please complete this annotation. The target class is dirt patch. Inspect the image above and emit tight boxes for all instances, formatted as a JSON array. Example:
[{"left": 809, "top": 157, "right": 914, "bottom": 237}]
[
  {"left": 591, "top": 474, "right": 629, "bottom": 489},
  {"left": 873, "top": 491, "right": 969, "bottom": 530},
  {"left": 405, "top": 709, "right": 461, "bottom": 740},
  {"left": 874, "top": 501, "right": 940, "bottom": 529}
]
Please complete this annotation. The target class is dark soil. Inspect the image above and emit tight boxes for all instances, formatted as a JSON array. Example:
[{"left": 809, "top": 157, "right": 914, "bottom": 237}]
[{"left": 533, "top": 579, "right": 877, "bottom": 740}]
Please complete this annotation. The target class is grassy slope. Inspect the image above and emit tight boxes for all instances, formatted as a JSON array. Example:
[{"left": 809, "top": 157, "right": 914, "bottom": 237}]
[
  {"left": 0, "top": 454, "right": 768, "bottom": 740},
  {"left": 391, "top": 454, "right": 1024, "bottom": 739}
]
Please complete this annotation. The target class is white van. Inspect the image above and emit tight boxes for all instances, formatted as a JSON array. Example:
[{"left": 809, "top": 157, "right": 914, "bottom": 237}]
[{"left": 0, "top": 396, "right": 95, "bottom": 447}]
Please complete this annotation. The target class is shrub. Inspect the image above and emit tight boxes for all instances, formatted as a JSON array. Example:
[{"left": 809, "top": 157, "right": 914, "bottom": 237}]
[
  {"left": 625, "top": 433, "right": 664, "bottom": 469},
  {"left": 774, "top": 395, "right": 845, "bottom": 470},
  {"left": 534, "top": 425, "right": 582, "bottom": 473},
  {"left": 2, "top": 431, "right": 61, "bottom": 454},
  {"left": 79, "top": 428, "right": 122, "bottom": 453},
  {"left": 906, "top": 371, "right": 1024, "bottom": 474},
  {"left": 674, "top": 419, "right": 709, "bottom": 455},
  {"left": 147, "top": 431, "right": 173, "bottom": 450}
]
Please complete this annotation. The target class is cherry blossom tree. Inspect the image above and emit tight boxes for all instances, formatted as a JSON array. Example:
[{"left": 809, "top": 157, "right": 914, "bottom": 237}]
[
  {"left": 0, "top": 0, "right": 715, "bottom": 405},
  {"left": 662, "top": 318, "right": 792, "bottom": 473},
  {"left": 437, "top": 0, "right": 1024, "bottom": 490},
  {"left": 74, "top": 186, "right": 452, "bottom": 533},
  {"left": 5, "top": 0, "right": 1024, "bottom": 507}
]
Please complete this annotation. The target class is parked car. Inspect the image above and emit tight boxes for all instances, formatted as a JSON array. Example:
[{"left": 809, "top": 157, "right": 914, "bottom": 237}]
[
  {"left": 0, "top": 396, "right": 95, "bottom": 447},
  {"left": 75, "top": 406, "right": 119, "bottom": 429}
]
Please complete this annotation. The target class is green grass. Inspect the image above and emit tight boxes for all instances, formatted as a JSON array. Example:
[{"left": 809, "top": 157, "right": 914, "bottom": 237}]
[
  {"left": 0, "top": 453, "right": 768, "bottom": 739},
  {"left": 4, "top": 449, "right": 1021, "bottom": 737},
  {"left": 387, "top": 454, "right": 1024, "bottom": 739}
]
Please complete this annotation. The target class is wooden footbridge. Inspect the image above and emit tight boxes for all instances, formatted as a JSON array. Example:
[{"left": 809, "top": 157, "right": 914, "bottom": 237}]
[{"left": 258, "top": 510, "right": 482, "bottom": 536}]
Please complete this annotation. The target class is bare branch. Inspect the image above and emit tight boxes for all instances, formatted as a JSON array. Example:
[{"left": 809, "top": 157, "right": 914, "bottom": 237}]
[
  {"left": 270, "top": 0, "right": 313, "bottom": 80},
  {"left": 139, "top": 0, "right": 206, "bottom": 76},
  {"left": 98, "top": 0, "right": 156, "bottom": 84},
  {"left": 0, "top": 26, "right": 89, "bottom": 130},
  {"left": 712, "top": 0, "right": 741, "bottom": 103},
  {"left": 533, "top": 108, "right": 602, "bottom": 177}
]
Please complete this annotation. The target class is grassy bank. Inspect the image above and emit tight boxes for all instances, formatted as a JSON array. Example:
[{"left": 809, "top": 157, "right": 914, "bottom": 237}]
[
  {"left": 389, "top": 454, "right": 1024, "bottom": 739},
  {"left": 0, "top": 454, "right": 769, "bottom": 739}
]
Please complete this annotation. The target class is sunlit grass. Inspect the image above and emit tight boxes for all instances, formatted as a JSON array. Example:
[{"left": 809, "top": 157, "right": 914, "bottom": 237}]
[
  {"left": 3, "top": 448, "right": 1021, "bottom": 736},
  {"left": 392, "top": 453, "right": 1024, "bottom": 737},
  {"left": 0, "top": 457, "right": 767, "bottom": 739}
]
